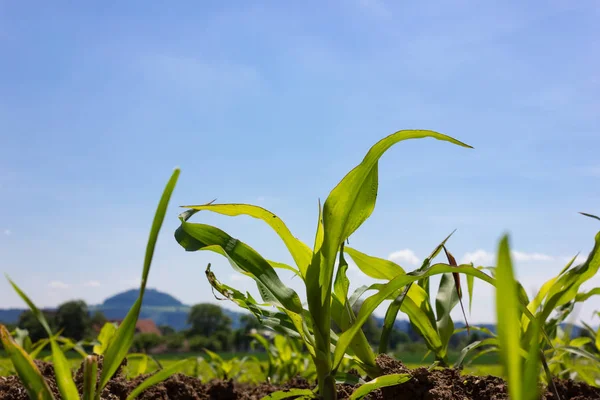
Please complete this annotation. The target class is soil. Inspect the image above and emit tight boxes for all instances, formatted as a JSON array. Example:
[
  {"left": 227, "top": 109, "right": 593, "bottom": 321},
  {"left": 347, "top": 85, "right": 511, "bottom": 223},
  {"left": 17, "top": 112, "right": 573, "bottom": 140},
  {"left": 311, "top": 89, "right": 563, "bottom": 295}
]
[{"left": 1, "top": 355, "right": 599, "bottom": 400}]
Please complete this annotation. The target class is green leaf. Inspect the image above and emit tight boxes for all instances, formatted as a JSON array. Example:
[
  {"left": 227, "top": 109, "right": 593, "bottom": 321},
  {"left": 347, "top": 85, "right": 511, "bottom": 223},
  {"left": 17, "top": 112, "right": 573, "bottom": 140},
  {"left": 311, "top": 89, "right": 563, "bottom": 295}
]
[
  {"left": 523, "top": 319, "right": 541, "bottom": 400},
  {"left": 454, "top": 337, "right": 499, "bottom": 369},
  {"left": 97, "top": 168, "right": 180, "bottom": 398},
  {"left": 333, "top": 264, "right": 494, "bottom": 370},
  {"left": 466, "top": 273, "right": 474, "bottom": 314},
  {"left": 260, "top": 389, "right": 316, "bottom": 400},
  {"left": 82, "top": 355, "right": 98, "bottom": 400},
  {"left": 93, "top": 322, "right": 117, "bottom": 355},
  {"left": 176, "top": 222, "right": 303, "bottom": 313},
  {"left": 580, "top": 212, "right": 600, "bottom": 221},
  {"left": 50, "top": 339, "right": 79, "bottom": 400},
  {"left": 344, "top": 247, "right": 404, "bottom": 280},
  {"left": 495, "top": 235, "right": 522, "bottom": 400},
  {"left": 435, "top": 273, "right": 460, "bottom": 364},
  {"left": 180, "top": 204, "right": 312, "bottom": 277},
  {"left": 5, "top": 277, "right": 53, "bottom": 337},
  {"left": 315, "top": 130, "right": 471, "bottom": 302},
  {"left": 349, "top": 373, "right": 412, "bottom": 400},
  {"left": 126, "top": 358, "right": 194, "bottom": 400},
  {"left": 0, "top": 325, "right": 55, "bottom": 400},
  {"left": 378, "top": 232, "right": 454, "bottom": 353}
]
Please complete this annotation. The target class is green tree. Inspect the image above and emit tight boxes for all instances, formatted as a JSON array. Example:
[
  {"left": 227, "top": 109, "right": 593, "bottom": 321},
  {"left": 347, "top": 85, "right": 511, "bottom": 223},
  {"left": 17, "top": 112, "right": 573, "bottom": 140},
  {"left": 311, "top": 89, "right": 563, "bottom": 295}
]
[
  {"left": 132, "top": 333, "right": 164, "bottom": 353},
  {"left": 55, "top": 300, "right": 91, "bottom": 341},
  {"left": 189, "top": 335, "right": 221, "bottom": 352},
  {"left": 90, "top": 311, "right": 107, "bottom": 329},
  {"left": 159, "top": 325, "right": 175, "bottom": 336},
  {"left": 187, "top": 303, "right": 232, "bottom": 337},
  {"left": 165, "top": 333, "right": 185, "bottom": 351},
  {"left": 18, "top": 310, "right": 56, "bottom": 342}
]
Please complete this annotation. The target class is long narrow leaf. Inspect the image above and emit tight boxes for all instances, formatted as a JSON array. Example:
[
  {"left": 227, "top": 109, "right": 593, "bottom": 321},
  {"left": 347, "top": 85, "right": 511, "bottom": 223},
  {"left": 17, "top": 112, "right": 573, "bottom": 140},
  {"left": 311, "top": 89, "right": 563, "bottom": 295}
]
[
  {"left": 0, "top": 325, "right": 55, "bottom": 400},
  {"left": 349, "top": 373, "right": 412, "bottom": 400},
  {"left": 126, "top": 358, "right": 194, "bottom": 400},
  {"left": 495, "top": 236, "right": 522, "bottom": 400},
  {"left": 50, "top": 339, "right": 79, "bottom": 400},
  {"left": 333, "top": 264, "right": 494, "bottom": 370},
  {"left": 5, "top": 277, "right": 53, "bottom": 337},
  {"left": 97, "top": 168, "right": 180, "bottom": 397},
  {"left": 260, "top": 389, "right": 315, "bottom": 400},
  {"left": 180, "top": 204, "right": 312, "bottom": 276},
  {"left": 83, "top": 355, "right": 98, "bottom": 400}
]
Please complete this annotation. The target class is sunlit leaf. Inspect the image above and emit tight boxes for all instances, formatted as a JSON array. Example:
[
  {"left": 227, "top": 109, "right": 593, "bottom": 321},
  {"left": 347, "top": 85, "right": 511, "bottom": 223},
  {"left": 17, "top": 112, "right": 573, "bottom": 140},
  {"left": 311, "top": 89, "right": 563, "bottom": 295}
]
[{"left": 349, "top": 373, "right": 412, "bottom": 400}]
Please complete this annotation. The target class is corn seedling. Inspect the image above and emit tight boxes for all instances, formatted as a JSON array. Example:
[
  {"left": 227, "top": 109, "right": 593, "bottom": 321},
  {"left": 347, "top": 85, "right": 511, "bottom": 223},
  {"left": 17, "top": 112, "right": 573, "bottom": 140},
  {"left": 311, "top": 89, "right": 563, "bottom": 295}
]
[
  {"left": 174, "top": 129, "right": 522, "bottom": 399},
  {"left": 251, "top": 332, "right": 316, "bottom": 383},
  {"left": 344, "top": 235, "right": 471, "bottom": 366},
  {"left": 0, "top": 168, "right": 181, "bottom": 400}
]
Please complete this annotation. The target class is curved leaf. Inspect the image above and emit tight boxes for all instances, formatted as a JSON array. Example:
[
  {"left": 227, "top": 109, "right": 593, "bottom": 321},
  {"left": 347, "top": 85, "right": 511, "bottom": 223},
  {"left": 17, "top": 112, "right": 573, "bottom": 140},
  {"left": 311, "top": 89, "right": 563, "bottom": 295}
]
[
  {"left": 50, "top": 339, "right": 79, "bottom": 400},
  {"left": 176, "top": 222, "right": 303, "bottom": 313},
  {"left": 0, "top": 325, "right": 55, "bottom": 400},
  {"left": 126, "top": 358, "right": 194, "bottom": 400},
  {"left": 454, "top": 337, "right": 499, "bottom": 369},
  {"left": 345, "top": 247, "right": 404, "bottom": 280},
  {"left": 495, "top": 236, "right": 522, "bottom": 400},
  {"left": 180, "top": 204, "right": 311, "bottom": 276},
  {"left": 333, "top": 264, "right": 494, "bottom": 369},
  {"left": 349, "top": 373, "right": 412, "bottom": 400},
  {"left": 97, "top": 168, "right": 180, "bottom": 398},
  {"left": 260, "top": 388, "right": 316, "bottom": 400}
]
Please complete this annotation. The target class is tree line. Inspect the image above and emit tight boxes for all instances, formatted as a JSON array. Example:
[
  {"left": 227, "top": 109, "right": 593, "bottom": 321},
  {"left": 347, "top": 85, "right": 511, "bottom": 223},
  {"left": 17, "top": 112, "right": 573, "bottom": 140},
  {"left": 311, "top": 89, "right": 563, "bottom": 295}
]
[{"left": 1, "top": 300, "right": 486, "bottom": 354}]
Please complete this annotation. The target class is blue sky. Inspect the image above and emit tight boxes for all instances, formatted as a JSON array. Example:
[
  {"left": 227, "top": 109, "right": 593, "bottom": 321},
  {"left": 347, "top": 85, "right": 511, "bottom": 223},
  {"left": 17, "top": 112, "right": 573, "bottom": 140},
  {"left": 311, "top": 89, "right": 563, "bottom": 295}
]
[{"left": 1, "top": 1, "right": 599, "bottom": 324}]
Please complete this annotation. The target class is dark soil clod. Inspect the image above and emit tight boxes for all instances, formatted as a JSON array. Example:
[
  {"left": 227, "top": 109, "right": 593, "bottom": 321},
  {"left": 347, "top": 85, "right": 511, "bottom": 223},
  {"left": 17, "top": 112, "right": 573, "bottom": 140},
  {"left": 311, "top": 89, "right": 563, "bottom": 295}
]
[{"left": 1, "top": 354, "right": 599, "bottom": 399}]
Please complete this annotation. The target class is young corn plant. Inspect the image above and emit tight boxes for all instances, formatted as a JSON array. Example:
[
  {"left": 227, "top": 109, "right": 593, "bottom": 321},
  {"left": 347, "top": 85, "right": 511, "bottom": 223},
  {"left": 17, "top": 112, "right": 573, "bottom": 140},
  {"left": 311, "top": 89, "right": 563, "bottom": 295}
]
[
  {"left": 250, "top": 332, "right": 316, "bottom": 383},
  {"left": 174, "top": 129, "right": 508, "bottom": 399},
  {"left": 343, "top": 234, "right": 473, "bottom": 366},
  {"left": 0, "top": 169, "right": 188, "bottom": 400}
]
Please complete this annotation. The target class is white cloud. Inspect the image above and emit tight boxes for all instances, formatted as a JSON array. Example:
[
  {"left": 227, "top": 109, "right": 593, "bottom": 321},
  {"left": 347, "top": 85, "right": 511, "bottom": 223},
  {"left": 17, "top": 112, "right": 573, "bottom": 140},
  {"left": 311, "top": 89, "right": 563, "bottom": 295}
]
[
  {"left": 388, "top": 249, "right": 420, "bottom": 266},
  {"left": 461, "top": 250, "right": 494, "bottom": 265},
  {"left": 511, "top": 251, "right": 553, "bottom": 262},
  {"left": 83, "top": 280, "right": 101, "bottom": 287},
  {"left": 48, "top": 281, "right": 70, "bottom": 289},
  {"left": 462, "top": 250, "right": 554, "bottom": 265},
  {"left": 3, "top": 229, "right": 10, "bottom": 236}
]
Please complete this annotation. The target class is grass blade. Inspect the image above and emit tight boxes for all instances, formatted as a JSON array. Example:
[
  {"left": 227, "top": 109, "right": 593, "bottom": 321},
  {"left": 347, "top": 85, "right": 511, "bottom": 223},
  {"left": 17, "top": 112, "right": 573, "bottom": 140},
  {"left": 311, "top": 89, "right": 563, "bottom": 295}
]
[
  {"left": 495, "top": 235, "right": 522, "bottom": 400},
  {"left": 5, "top": 277, "right": 53, "bottom": 337},
  {"left": 83, "top": 355, "right": 98, "bottom": 400},
  {"left": 126, "top": 358, "right": 194, "bottom": 400},
  {"left": 260, "top": 389, "right": 316, "bottom": 399},
  {"left": 349, "top": 373, "right": 412, "bottom": 400},
  {"left": 580, "top": 212, "right": 600, "bottom": 221},
  {"left": 0, "top": 325, "right": 55, "bottom": 400},
  {"left": 97, "top": 168, "right": 180, "bottom": 397},
  {"left": 50, "top": 338, "right": 79, "bottom": 400}
]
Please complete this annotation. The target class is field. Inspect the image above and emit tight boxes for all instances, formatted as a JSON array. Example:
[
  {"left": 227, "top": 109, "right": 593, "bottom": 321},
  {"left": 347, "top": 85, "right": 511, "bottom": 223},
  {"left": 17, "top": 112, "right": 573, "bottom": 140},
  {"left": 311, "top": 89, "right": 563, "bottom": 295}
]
[{"left": 1, "top": 132, "right": 599, "bottom": 400}]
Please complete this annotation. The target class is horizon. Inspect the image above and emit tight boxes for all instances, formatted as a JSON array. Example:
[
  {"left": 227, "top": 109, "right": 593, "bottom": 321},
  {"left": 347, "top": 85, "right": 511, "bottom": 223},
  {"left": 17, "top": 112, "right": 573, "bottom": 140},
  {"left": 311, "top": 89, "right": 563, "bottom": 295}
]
[{"left": 1, "top": 1, "right": 599, "bottom": 325}]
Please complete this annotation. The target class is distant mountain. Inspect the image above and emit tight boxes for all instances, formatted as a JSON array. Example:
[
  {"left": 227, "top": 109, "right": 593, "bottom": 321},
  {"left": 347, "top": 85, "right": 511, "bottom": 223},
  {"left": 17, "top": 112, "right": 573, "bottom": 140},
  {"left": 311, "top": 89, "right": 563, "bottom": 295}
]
[{"left": 0, "top": 288, "right": 244, "bottom": 331}]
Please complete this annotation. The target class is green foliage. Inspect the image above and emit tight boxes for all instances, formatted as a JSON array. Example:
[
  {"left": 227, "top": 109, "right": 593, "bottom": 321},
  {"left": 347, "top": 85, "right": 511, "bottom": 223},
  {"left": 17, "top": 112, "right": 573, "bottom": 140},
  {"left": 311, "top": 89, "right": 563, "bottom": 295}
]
[
  {"left": 165, "top": 333, "right": 185, "bottom": 351},
  {"left": 0, "top": 168, "right": 181, "bottom": 400},
  {"left": 132, "top": 333, "right": 164, "bottom": 353},
  {"left": 251, "top": 333, "right": 316, "bottom": 384},
  {"left": 175, "top": 129, "right": 473, "bottom": 399},
  {"left": 187, "top": 303, "right": 232, "bottom": 339},
  {"left": 55, "top": 300, "right": 91, "bottom": 341},
  {"left": 17, "top": 310, "right": 56, "bottom": 343},
  {"left": 188, "top": 335, "right": 223, "bottom": 352}
]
